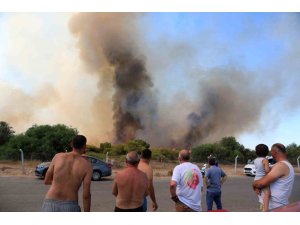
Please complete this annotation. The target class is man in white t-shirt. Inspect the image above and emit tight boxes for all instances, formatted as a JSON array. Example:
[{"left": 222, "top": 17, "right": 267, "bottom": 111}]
[{"left": 170, "top": 149, "right": 203, "bottom": 212}]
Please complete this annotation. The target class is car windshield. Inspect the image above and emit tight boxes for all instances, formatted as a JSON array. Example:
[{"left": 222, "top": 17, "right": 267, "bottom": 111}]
[{"left": 247, "top": 160, "right": 254, "bottom": 164}]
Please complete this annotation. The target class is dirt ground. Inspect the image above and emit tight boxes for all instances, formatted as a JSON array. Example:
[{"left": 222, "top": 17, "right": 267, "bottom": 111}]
[{"left": 2, "top": 160, "right": 290, "bottom": 178}]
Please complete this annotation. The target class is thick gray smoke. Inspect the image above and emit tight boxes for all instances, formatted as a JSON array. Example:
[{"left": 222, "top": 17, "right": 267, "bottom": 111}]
[
  {"left": 3, "top": 13, "right": 300, "bottom": 148},
  {"left": 69, "top": 13, "right": 156, "bottom": 143},
  {"left": 67, "top": 13, "right": 299, "bottom": 148},
  {"left": 182, "top": 68, "right": 270, "bottom": 148}
]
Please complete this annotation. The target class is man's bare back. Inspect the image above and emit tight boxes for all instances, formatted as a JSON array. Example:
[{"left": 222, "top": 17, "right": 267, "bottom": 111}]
[
  {"left": 112, "top": 151, "right": 148, "bottom": 211},
  {"left": 41, "top": 134, "right": 93, "bottom": 212},
  {"left": 113, "top": 167, "right": 148, "bottom": 209},
  {"left": 137, "top": 149, "right": 158, "bottom": 211},
  {"left": 45, "top": 152, "right": 92, "bottom": 201},
  {"left": 138, "top": 161, "right": 153, "bottom": 181}
]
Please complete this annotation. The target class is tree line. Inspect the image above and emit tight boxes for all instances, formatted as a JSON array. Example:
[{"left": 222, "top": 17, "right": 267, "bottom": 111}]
[{"left": 0, "top": 121, "right": 299, "bottom": 165}]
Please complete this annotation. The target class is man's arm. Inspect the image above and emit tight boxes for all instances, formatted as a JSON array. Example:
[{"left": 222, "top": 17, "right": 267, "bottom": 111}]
[
  {"left": 170, "top": 180, "right": 179, "bottom": 202},
  {"left": 82, "top": 164, "right": 92, "bottom": 212},
  {"left": 204, "top": 176, "right": 209, "bottom": 187},
  {"left": 148, "top": 177, "right": 158, "bottom": 211},
  {"left": 112, "top": 176, "right": 118, "bottom": 197},
  {"left": 44, "top": 155, "right": 56, "bottom": 185},
  {"left": 221, "top": 175, "right": 227, "bottom": 185},
  {"left": 253, "top": 163, "right": 285, "bottom": 190},
  {"left": 147, "top": 168, "right": 158, "bottom": 211},
  {"left": 221, "top": 170, "right": 227, "bottom": 185}
]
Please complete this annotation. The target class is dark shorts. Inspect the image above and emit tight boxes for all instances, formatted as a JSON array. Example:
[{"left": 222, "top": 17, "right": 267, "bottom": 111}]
[
  {"left": 142, "top": 197, "right": 147, "bottom": 212},
  {"left": 41, "top": 199, "right": 81, "bottom": 212},
  {"left": 175, "top": 201, "right": 196, "bottom": 212},
  {"left": 114, "top": 205, "right": 144, "bottom": 212}
]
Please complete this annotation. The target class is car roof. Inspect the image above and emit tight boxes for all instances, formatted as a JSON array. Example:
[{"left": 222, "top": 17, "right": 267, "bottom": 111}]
[{"left": 82, "top": 155, "right": 105, "bottom": 162}]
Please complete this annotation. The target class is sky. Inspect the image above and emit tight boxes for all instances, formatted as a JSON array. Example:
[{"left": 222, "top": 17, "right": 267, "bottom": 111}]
[{"left": 0, "top": 12, "right": 300, "bottom": 149}]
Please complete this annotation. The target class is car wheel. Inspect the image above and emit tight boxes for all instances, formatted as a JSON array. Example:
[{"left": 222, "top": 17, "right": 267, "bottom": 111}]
[{"left": 92, "top": 171, "right": 102, "bottom": 181}]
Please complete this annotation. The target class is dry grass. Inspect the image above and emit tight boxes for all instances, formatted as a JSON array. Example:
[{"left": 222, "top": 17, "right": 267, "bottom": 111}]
[{"left": 0, "top": 160, "right": 41, "bottom": 177}]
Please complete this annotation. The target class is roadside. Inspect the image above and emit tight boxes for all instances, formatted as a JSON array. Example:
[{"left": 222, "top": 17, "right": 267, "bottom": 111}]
[{"left": 1, "top": 160, "right": 299, "bottom": 179}]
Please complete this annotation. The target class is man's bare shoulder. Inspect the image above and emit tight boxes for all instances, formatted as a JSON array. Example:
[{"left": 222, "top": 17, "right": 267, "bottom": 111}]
[
  {"left": 80, "top": 156, "right": 93, "bottom": 170},
  {"left": 52, "top": 152, "right": 67, "bottom": 161},
  {"left": 269, "top": 162, "right": 288, "bottom": 178},
  {"left": 138, "top": 169, "right": 148, "bottom": 180}
]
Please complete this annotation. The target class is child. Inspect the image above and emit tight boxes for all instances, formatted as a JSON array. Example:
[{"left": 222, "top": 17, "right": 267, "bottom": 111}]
[{"left": 254, "top": 144, "right": 271, "bottom": 211}]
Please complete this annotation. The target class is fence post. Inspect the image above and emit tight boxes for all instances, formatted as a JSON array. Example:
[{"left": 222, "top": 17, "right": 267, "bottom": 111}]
[
  {"left": 235, "top": 155, "right": 239, "bottom": 174},
  {"left": 19, "top": 149, "right": 25, "bottom": 175},
  {"left": 106, "top": 152, "right": 109, "bottom": 163},
  {"left": 297, "top": 156, "right": 300, "bottom": 173}
]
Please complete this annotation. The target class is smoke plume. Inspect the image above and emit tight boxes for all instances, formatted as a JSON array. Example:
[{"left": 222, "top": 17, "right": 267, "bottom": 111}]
[
  {"left": 69, "top": 13, "right": 156, "bottom": 143},
  {"left": 182, "top": 68, "right": 270, "bottom": 148},
  {"left": 1, "top": 13, "right": 300, "bottom": 148}
]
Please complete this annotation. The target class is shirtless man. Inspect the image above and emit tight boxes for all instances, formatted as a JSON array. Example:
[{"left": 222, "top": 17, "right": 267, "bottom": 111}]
[
  {"left": 41, "top": 135, "right": 93, "bottom": 212},
  {"left": 112, "top": 151, "right": 148, "bottom": 212},
  {"left": 138, "top": 148, "right": 158, "bottom": 211},
  {"left": 253, "top": 143, "right": 295, "bottom": 210}
]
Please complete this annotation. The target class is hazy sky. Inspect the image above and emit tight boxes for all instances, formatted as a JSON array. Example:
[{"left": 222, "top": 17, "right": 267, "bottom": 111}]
[{"left": 0, "top": 12, "right": 300, "bottom": 149}]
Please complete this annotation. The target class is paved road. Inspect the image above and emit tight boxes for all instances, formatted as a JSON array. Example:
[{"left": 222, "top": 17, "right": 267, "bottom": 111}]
[{"left": 0, "top": 175, "right": 299, "bottom": 212}]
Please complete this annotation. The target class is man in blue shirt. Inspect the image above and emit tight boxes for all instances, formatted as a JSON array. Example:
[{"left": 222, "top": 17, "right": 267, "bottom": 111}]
[{"left": 204, "top": 156, "right": 227, "bottom": 211}]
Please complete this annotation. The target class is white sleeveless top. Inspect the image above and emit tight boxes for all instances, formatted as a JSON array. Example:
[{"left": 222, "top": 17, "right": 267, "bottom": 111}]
[
  {"left": 254, "top": 157, "right": 266, "bottom": 180},
  {"left": 269, "top": 160, "right": 295, "bottom": 210}
]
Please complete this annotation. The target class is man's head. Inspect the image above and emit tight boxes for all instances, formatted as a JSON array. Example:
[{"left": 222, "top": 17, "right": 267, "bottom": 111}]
[
  {"left": 125, "top": 151, "right": 140, "bottom": 166},
  {"left": 255, "top": 144, "right": 269, "bottom": 157},
  {"left": 178, "top": 149, "right": 190, "bottom": 163},
  {"left": 71, "top": 135, "right": 87, "bottom": 154},
  {"left": 271, "top": 143, "right": 287, "bottom": 161},
  {"left": 141, "top": 148, "right": 152, "bottom": 160},
  {"left": 208, "top": 156, "right": 216, "bottom": 166}
]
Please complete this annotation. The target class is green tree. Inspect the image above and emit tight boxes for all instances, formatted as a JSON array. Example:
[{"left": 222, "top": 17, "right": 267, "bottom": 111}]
[
  {"left": 219, "top": 136, "right": 240, "bottom": 151},
  {"left": 1, "top": 124, "right": 78, "bottom": 161},
  {"left": 110, "top": 144, "right": 126, "bottom": 156},
  {"left": 99, "top": 142, "right": 112, "bottom": 153},
  {"left": 191, "top": 143, "right": 220, "bottom": 162},
  {"left": 123, "top": 139, "right": 150, "bottom": 153},
  {"left": 0, "top": 121, "right": 15, "bottom": 145},
  {"left": 0, "top": 134, "right": 32, "bottom": 160},
  {"left": 286, "top": 143, "right": 300, "bottom": 165}
]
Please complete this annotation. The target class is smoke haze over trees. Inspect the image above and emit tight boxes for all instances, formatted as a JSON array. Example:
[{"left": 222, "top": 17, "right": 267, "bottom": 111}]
[{"left": 1, "top": 13, "right": 300, "bottom": 148}]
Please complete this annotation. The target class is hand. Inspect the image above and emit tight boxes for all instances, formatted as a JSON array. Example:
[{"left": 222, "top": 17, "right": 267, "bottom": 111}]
[
  {"left": 152, "top": 201, "right": 158, "bottom": 211},
  {"left": 254, "top": 187, "right": 261, "bottom": 195},
  {"left": 171, "top": 195, "right": 179, "bottom": 203}
]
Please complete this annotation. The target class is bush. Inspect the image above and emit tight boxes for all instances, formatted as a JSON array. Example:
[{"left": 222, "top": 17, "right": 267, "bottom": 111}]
[{"left": 0, "top": 124, "right": 78, "bottom": 161}]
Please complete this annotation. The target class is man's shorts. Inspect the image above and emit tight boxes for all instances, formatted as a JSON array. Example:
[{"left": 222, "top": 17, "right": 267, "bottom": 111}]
[
  {"left": 114, "top": 205, "right": 144, "bottom": 212},
  {"left": 41, "top": 199, "right": 81, "bottom": 212}
]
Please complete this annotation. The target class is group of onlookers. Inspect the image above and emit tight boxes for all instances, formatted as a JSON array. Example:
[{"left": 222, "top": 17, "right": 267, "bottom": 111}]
[{"left": 40, "top": 135, "right": 295, "bottom": 212}]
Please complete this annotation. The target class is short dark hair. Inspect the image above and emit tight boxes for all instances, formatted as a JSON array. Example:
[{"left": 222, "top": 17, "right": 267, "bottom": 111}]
[
  {"left": 255, "top": 144, "right": 269, "bottom": 157},
  {"left": 72, "top": 135, "right": 87, "bottom": 149},
  {"left": 272, "top": 143, "right": 286, "bottom": 154},
  {"left": 208, "top": 157, "right": 216, "bottom": 165},
  {"left": 141, "top": 148, "right": 152, "bottom": 159}
]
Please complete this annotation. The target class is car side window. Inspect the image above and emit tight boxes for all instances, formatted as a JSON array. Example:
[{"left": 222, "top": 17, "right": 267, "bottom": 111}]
[{"left": 90, "top": 158, "right": 97, "bottom": 164}]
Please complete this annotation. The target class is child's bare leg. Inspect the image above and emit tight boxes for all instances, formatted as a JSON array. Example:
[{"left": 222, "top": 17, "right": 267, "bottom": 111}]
[{"left": 263, "top": 187, "right": 270, "bottom": 212}]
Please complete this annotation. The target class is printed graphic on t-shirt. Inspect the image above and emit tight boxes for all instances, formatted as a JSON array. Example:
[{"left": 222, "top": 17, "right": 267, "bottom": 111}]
[{"left": 183, "top": 169, "right": 200, "bottom": 189}]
